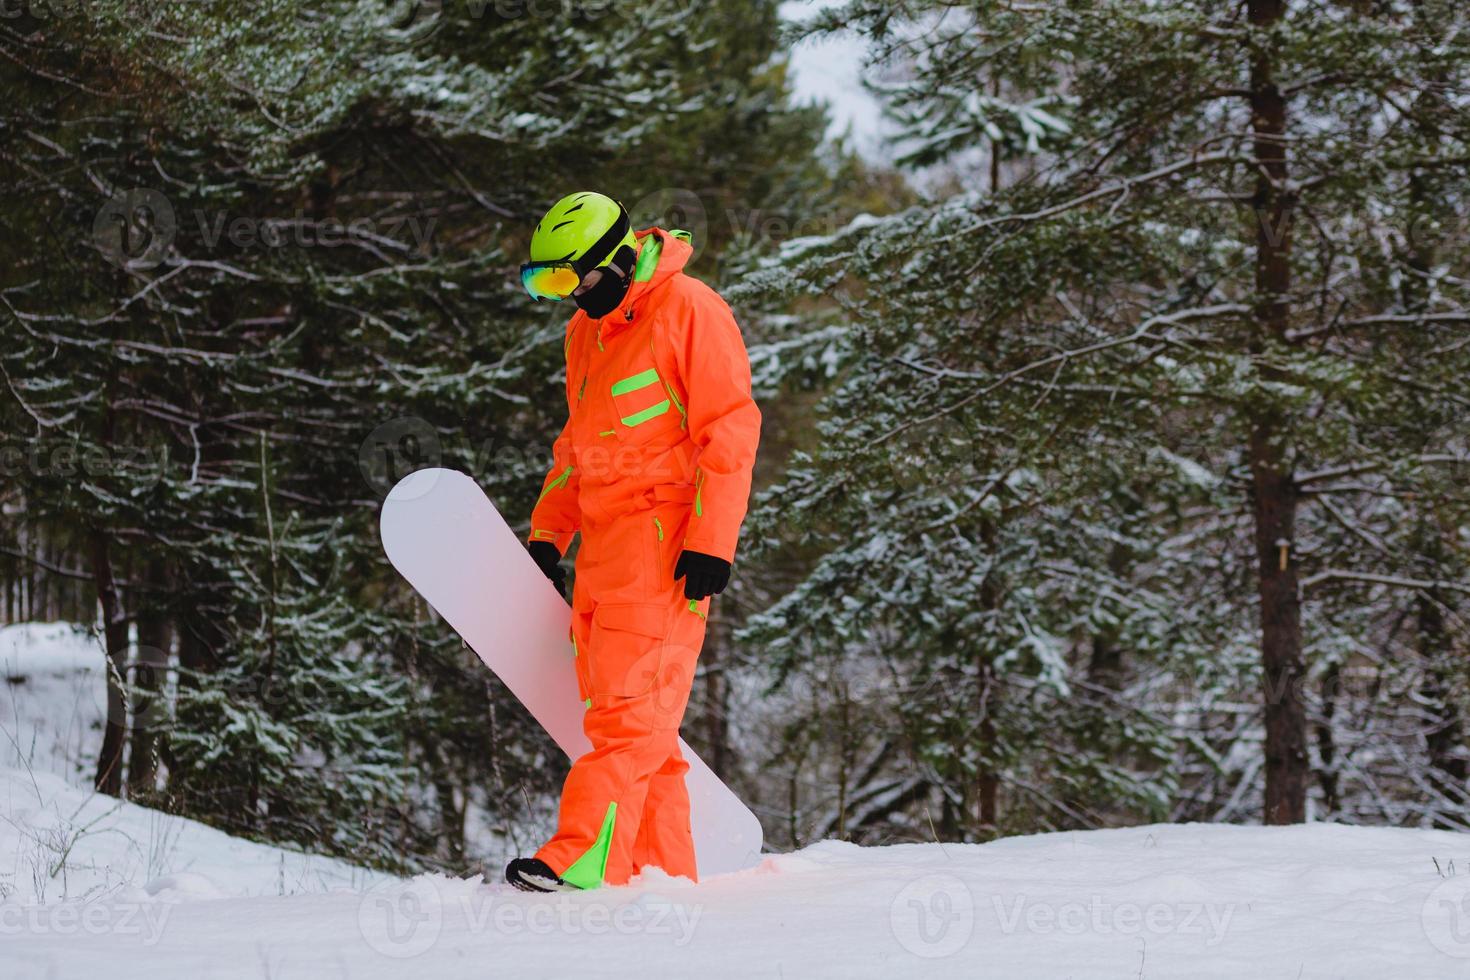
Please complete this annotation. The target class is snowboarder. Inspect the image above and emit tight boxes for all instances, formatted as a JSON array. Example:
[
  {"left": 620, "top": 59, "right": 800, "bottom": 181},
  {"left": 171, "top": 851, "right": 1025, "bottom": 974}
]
[{"left": 505, "top": 192, "right": 761, "bottom": 892}]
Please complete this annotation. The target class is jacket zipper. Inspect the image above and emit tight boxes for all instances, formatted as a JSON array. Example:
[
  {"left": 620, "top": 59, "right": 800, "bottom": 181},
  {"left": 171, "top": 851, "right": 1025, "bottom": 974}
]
[{"left": 536, "top": 465, "right": 573, "bottom": 506}]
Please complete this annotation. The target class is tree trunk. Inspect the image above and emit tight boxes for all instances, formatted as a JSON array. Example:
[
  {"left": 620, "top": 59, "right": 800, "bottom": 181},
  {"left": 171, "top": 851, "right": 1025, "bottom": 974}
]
[
  {"left": 1251, "top": 428, "right": 1307, "bottom": 824},
  {"left": 1419, "top": 594, "right": 1466, "bottom": 825},
  {"left": 976, "top": 664, "right": 1000, "bottom": 834},
  {"left": 127, "top": 565, "right": 171, "bottom": 802},
  {"left": 1248, "top": 0, "right": 1307, "bottom": 825},
  {"left": 164, "top": 574, "right": 225, "bottom": 809},
  {"left": 701, "top": 606, "right": 732, "bottom": 779},
  {"left": 429, "top": 742, "right": 467, "bottom": 867},
  {"left": 1417, "top": 522, "right": 1466, "bottom": 828},
  {"left": 974, "top": 516, "right": 1001, "bottom": 835},
  {"left": 1088, "top": 543, "right": 1129, "bottom": 686},
  {"left": 92, "top": 529, "right": 130, "bottom": 796},
  {"left": 1314, "top": 663, "right": 1340, "bottom": 817}
]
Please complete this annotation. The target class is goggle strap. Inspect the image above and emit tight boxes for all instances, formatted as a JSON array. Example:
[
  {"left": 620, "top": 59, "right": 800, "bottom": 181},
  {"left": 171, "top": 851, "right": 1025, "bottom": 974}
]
[{"left": 572, "top": 204, "right": 631, "bottom": 279}]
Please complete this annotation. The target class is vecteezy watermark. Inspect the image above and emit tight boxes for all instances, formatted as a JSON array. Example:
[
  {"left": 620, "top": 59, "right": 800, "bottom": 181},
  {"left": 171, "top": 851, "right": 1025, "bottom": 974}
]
[
  {"left": 0, "top": 438, "right": 169, "bottom": 488},
  {"left": 0, "top": 901, "right": 174, "bottom": 946},
  {"left": 190, "top": 213, "right": 438, "bottom": 254},
  {"left": 629, "top": 187, "right": 709, "bottom": 265},
  {"left": 92, "top": 188, "right": 439, "bottom": 271},
  {"left": 356, "top": 414, "right": 692, "bottom": 500},
  {"left": 358, "top": 877, "right": 445, "bottom": 959},
  {"left": 381, "top": 0, "right": 444, "bottom": 47},
  {"left": 93, "top": 188, "right": 177, "bottom": 271},
  {"left": 359, "top": 416, "right": 444, "bottom": 499},
  {"left": 460, "top": 889, "right": 703, "bottom": 945},
  {"left": 1422, "top": 873, "right": 1470, "bottom": 959},
  {"left": 85, "top": 643, "right": 173, "bottom": 737},
  {"left": 991, "top": 894, "right": 1235, "bottom": 946},
  {"left": 890, "top": 874, "right": 975, "bottom": 958},
  {"left": 356, "top": 876, "right": 703, "bottom": 958},
  {"left": 890, "top": 876, "right": 1238, "bottom": 958}
]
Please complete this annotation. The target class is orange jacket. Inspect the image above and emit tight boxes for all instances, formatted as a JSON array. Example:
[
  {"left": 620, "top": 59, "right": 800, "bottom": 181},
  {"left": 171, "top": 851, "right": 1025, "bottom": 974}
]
[{"left": 528, "top": 228, "right": 761, "bottom": 564}]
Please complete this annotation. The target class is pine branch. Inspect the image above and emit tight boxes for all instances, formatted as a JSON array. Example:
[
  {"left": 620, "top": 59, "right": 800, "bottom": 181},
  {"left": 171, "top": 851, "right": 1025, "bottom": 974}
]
[{"left": 1301, "top": 570, "right": 1470, "bottom": 596}]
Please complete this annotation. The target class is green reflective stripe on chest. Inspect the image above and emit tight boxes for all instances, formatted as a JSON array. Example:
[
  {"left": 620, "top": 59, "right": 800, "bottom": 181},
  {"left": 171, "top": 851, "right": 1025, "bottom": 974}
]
[
  {"left": 621, "top": 399, "right": 670, "bottom": 426},
  {"left": 611, "top": 367, "right": 660, "bottom": 396},
  {"left": 611, "top": 366, "right": 672, "bottom": 427}
]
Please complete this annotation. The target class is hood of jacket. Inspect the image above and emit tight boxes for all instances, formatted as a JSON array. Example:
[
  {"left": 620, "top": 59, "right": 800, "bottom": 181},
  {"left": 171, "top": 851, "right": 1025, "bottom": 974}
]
[{"left": 583, "top": 227, "right": 692, "bottom": 337}]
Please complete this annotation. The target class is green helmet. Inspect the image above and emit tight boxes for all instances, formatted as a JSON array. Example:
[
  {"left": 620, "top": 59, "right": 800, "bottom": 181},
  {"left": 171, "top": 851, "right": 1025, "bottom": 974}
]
[{"left": 531, "top": 192, "right": 635, "bottom": 265}]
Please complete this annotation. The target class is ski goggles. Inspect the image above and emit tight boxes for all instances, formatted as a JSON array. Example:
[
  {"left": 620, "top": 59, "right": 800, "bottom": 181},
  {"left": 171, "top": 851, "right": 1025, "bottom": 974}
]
[
  {"left": 520, "top": 262, "right": 582, "bottom": 301},
  {"left": 520, "top": 204, "right": 632, "bottom": 302}
]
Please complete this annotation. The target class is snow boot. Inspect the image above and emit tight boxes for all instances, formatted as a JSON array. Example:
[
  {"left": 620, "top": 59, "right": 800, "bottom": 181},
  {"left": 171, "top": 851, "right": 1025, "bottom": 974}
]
[{"left": 505, "top": 857, "right": 576, "bottom": 893}]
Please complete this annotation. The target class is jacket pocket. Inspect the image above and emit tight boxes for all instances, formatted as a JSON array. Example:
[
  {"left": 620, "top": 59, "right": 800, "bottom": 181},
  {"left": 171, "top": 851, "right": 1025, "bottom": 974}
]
[
  {"left": 571, "top": 625, "right": 590, "bottom": 704},
  {"left": 610, "top": 364, "right": 673, "bottom": 440},
  {"left": 587, "top": 601, "right": 669, "bottom": 697}
]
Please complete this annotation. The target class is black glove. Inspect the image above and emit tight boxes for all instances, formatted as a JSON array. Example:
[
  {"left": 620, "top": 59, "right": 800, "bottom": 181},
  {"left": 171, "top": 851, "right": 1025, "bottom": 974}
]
[
  {"left": 673, "top": 549, "right": 731, "bottom": 601},
  {"left": 528, "top": 540, "right": 567, "bottom": 598}
]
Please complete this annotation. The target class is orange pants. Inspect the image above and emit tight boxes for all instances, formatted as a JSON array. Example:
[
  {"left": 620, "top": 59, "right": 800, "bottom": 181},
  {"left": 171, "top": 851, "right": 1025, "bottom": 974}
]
[{"left": 535, "top": 495, "right": 709, "bottom": 886}]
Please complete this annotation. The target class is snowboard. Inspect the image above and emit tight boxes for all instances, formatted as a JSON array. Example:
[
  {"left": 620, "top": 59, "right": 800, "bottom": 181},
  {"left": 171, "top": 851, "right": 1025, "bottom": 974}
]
[{"left": 379, "top": 467, "right": 763, "bottom": 879}]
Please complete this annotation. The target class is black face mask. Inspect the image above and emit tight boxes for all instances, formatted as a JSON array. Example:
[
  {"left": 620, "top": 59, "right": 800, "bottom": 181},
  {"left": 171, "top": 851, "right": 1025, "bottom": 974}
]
[{"left": 573, "top": 245, "right": 636, "bottom": 319}]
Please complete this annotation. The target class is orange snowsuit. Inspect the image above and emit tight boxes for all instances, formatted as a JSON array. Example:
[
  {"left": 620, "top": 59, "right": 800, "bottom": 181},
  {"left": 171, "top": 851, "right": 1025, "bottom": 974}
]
[{"left": 526, "top": 227, "right": 761, "bottom": 887}]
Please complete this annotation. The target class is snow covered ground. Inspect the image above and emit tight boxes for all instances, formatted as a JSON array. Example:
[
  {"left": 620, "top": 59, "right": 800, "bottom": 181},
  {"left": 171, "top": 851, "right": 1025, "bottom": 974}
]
[
  {"left": 5, "top": 621, "right": 1470, "bottom": 978},
  {"left": 8, "top": 812, "right": 1470, "bottom": 978},
  {"left": 1, "top": 766, "right": 387, "bottom": 905},
  {"left": 1, "top": 622, "right": 109, "bottom": 784}
]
